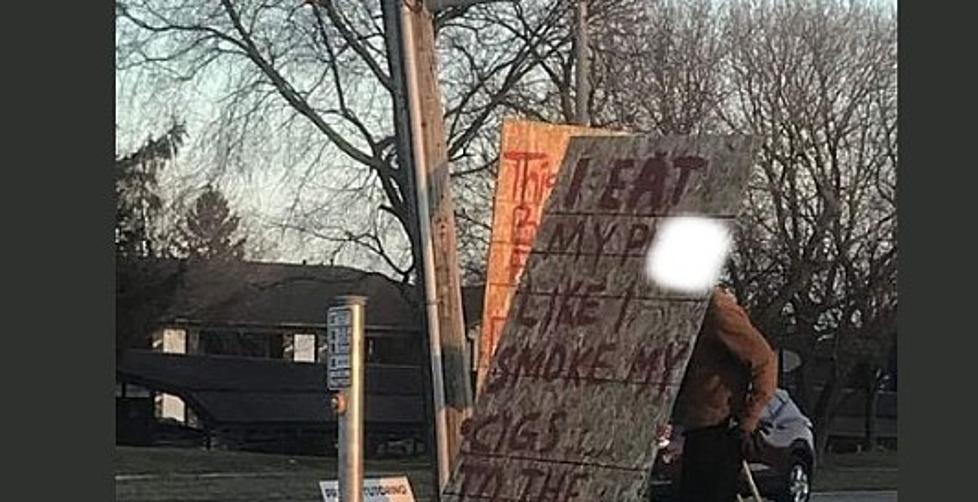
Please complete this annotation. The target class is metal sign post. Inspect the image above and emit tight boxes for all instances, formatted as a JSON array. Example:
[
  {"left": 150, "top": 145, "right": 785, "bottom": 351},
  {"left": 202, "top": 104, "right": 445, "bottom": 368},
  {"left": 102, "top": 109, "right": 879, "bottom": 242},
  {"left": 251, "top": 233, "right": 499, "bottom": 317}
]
[{"left": 328, "top": 296, "right": 367, "bottom": 502}]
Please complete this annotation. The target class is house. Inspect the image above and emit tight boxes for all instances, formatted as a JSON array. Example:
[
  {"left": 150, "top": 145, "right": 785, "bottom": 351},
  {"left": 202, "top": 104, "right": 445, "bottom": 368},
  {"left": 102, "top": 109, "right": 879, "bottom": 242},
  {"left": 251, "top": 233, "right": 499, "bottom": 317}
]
[{"left": 116, "top": 258, "right": 484, "bottom": 452}]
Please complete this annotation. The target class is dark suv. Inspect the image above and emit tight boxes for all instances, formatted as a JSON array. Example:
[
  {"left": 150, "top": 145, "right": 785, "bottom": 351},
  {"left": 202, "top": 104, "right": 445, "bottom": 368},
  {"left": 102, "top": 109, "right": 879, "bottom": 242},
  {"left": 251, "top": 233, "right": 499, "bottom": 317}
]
[{"left": 649, "top": 389, "right": 816, "bottom": 502}]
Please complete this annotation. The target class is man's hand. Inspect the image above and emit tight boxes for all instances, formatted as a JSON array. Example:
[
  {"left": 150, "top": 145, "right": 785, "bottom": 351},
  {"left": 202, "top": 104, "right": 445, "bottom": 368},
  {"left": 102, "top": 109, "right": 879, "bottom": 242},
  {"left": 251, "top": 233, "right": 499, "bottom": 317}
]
[{"left": 737, "top": 421, "right": 772, "bottom": 460}]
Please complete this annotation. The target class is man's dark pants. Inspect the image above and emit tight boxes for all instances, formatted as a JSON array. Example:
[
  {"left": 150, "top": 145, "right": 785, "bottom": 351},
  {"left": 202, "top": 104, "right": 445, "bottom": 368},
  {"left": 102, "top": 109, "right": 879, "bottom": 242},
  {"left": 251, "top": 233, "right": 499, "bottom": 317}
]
[{"left": 679, "top": 422, "right": 744, "bottom": 502}]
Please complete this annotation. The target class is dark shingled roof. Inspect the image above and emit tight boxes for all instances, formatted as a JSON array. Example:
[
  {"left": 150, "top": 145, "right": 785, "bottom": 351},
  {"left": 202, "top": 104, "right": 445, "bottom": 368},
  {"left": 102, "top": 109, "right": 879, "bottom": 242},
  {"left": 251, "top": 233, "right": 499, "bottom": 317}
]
[
  {"left": 138, "top": 259, "right": 486, "bottom": 332},
  {"left": 160, "top": 260, "right": 421, "bottom": 330}
]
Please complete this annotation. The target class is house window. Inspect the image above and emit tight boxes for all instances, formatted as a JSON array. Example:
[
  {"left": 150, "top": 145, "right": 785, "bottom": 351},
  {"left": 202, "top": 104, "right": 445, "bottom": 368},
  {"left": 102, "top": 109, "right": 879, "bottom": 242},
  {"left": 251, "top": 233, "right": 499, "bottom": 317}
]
[
  {"left": 186, "top": 407, "right": 202, "bottom": 429},
  {"left": 283, "top": 334, "right": 295, "bottom": 360},
  {"left": 155, "top": 393, "right": 186, "bottom": 423},
  {"left": 269, "top": 334, "right": 285, "bottom": 359},
  {"left": 199, "top": 330, "right": 285, "bottom": 359},
  {"left": 126, "top": 384, "right": 151, "bottom": 398},
  {"left": 287, "top": 333, "right": 317, "bottom": 362},
  {"left": 152, "top": 328, "right": 187, "bottom": 354},
  {"left": 367, "top": 334, "right": 421, "bottom": 365}
]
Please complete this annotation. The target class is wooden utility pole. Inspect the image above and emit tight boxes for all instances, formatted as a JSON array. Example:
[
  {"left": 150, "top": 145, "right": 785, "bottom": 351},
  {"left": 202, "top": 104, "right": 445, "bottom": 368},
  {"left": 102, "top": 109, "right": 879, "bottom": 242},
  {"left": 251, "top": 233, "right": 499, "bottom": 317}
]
[
  {"left": 384, "top": 0, "right": 474, "bottom": 493},
  {"left": 380, "top": 2, "right": 445, "bottom": 497},
  {"left": 574, "top": 0, "right": 590, "bottom": 125}
]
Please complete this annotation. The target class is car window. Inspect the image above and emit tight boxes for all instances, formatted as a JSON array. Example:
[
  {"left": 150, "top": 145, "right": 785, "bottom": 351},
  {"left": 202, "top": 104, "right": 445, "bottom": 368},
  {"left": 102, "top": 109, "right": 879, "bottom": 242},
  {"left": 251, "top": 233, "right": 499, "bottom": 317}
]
[
  {"left": 779, "top": 396, "right": 804, "bottom": 421},
  {"left": 762, "top": 390, "right": 789, "bottom": 421}
]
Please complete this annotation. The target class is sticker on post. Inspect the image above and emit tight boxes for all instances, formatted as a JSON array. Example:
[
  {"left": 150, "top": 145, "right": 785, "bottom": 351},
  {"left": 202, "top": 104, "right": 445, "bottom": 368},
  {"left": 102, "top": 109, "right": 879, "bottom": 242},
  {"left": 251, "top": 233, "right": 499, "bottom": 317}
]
[
  {"left": 319, "top": 476, "right": 415, "bottom": 502},
  {"left": 328, "top": 367, "right": 351, "bottom": 390},
  {"left": 329, "top": 354, "right": 351, "bottom": 369},
  {"left": 327, "top": 309, "right": 351, "bottom": 327},
  {"left": 328, "top": 327, "right": 351, "bottom": 344}
]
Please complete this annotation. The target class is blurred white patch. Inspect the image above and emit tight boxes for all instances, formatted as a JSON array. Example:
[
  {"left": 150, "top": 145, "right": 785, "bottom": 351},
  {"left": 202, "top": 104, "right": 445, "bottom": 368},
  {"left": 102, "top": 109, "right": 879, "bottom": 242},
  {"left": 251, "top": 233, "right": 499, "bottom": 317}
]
[{"left": 645, "top": 216, "right": 732, "bottom": 294}]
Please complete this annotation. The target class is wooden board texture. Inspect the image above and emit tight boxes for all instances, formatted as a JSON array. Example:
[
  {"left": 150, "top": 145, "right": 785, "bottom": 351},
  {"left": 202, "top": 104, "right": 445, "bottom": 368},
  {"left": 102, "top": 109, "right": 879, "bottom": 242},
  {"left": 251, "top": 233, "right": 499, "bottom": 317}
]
[
  {"left": 445, "top": 134, "right": 757, "bottom": 501},
  {"left": 478, "top": 119, "right": 615, "bottom": 393}
]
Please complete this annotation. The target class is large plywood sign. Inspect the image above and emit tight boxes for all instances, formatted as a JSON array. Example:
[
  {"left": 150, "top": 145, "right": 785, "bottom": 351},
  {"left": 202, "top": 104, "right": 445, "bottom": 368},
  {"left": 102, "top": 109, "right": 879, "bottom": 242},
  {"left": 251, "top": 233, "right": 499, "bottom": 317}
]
[
  {"left": 478, "top": 119, "right": 614, "bottom": 393},
  {"left": 444, "top": 134, "right": 757, "bottom": 501}
]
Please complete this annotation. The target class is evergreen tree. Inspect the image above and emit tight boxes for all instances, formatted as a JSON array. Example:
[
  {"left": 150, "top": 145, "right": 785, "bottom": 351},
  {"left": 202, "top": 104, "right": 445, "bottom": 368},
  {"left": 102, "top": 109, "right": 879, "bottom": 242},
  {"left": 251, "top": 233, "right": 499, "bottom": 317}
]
[{"left": 176, "top": 184, "right": 247, "bottom": 261}]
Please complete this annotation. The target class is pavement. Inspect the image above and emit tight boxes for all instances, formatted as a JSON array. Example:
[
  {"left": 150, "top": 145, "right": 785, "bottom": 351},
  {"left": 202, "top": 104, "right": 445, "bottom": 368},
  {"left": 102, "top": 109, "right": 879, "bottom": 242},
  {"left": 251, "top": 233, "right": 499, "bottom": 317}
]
[
  {"left": 116, "top": 474, "right": 897, "bottom": 502},
  {"left": 736, "top": 493, "right": 897, "bottom": 502},
  {"left": 739, "top": 492, "right": 898, "bottom": 502},
  {"left": 812, "top": 491, "right": 897, "bottom": 502}
]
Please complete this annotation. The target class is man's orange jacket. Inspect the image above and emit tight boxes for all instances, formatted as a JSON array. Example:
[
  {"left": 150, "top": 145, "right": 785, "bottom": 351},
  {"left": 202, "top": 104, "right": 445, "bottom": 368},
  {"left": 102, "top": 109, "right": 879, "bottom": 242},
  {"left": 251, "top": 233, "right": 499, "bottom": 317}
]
[{"left": 672, "top": 288, "right": 778, "bottom": 433}]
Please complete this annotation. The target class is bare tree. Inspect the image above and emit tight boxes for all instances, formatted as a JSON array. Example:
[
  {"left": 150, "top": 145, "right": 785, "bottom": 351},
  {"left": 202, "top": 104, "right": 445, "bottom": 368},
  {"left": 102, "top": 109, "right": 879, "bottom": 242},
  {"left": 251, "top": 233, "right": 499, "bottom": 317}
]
[
  {"left": 719, "top": 0, "right": 897, "bottom": 453},
  {"left": 588, "top": 0, "right": 728, "bottom": 134},
  {"left": 523, "top": 0, "right": 896, "bottom": 453},
  {"left": 436, "top": 0, "right": 731, "bottom": 281},
  {"left": 116, "top": 0, "right": 570, "bottom": 285}
]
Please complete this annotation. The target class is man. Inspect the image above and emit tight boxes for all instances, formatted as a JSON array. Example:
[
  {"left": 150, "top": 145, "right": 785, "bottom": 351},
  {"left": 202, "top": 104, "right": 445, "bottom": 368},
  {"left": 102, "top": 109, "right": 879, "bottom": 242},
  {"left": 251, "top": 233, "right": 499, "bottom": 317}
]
[{"left": 671, "top": 286, "right": 778, "bottom": 502}]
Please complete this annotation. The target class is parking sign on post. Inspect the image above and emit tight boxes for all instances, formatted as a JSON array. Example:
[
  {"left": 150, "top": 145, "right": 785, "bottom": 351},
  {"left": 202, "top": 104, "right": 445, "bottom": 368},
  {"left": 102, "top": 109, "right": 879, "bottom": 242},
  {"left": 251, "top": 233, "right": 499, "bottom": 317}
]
[
  {"left": 327, "top": 311, "right": 353, "bottom": 390},
  {"left": 327, "top": 296, "right": 367, "bottom": 502}
]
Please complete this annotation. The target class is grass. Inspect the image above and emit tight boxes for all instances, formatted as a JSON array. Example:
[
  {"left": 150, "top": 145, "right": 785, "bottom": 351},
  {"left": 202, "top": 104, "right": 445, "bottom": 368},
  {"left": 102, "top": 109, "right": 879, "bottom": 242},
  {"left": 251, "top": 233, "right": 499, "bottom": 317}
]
[
  {"left": 115, "top": 447, "right": 434, "bottom": 502},
  {"left": 116, "top": 446, "right": 337, "bottom": 475},
  {"left": 117, "top": 476, "right": 327, "bottom": 502},
  {"left": 116, "top": 446, "right": 897, "bottom": 500}
]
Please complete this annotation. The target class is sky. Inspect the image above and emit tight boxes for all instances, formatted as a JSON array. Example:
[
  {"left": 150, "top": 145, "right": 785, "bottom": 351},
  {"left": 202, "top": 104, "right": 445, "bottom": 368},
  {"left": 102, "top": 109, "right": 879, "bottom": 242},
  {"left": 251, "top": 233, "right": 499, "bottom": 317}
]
[{"left": 115, "top": 0, "right": 898, "bottom": 269}]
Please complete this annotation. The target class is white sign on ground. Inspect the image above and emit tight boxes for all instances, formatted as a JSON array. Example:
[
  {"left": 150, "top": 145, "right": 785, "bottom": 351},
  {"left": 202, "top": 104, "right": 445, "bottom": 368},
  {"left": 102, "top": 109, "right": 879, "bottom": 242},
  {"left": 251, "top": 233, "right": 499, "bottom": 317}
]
[{"left": 319, "top": 476, "right": 416, "bottom": 502}]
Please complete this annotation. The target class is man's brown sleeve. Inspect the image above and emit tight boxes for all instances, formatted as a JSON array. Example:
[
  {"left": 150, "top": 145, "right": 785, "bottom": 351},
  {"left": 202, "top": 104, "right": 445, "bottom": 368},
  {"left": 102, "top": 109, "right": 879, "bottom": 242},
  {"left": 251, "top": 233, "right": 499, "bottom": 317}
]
[{"left": 711, "top": 290, "right": 778, "bottom": 432}]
